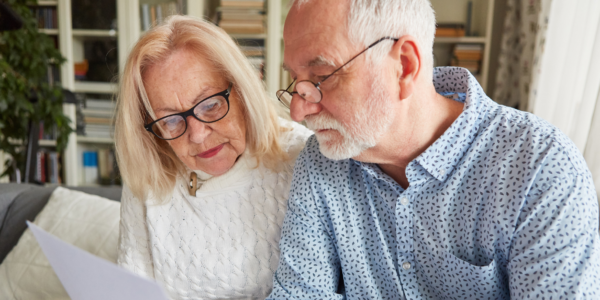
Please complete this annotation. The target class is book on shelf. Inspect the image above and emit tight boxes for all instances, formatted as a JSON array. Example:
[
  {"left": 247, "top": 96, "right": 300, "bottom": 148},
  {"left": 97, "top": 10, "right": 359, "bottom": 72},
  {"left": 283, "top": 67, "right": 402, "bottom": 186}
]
[
  {"left": 82, "top": 98, "right": 115, "bottom": 138},
  {"left": 217, "top": 0, "right": 265, "bottom": 34},
  {"left": 232, "top": 38, "right": 265, "bottom": 78},
  {"left": 451, "top": 44, "right": 483, "bottom": 74},
  {"left": 435, "top": 23, "right": 465, "bottom": 38},
  {"left": 97, "top": 148, "right": 118, "bottom": 185},
  {"left": 30, "top": 6, "right": 58, "bottom": 29},
  {"left": 83, "top": 149, "right": 119, "bottom": 185},
  {"left": 35, "top": 149, "right": 61, "bottom": 184},
  {"left": 240, "top": 45, "right": 264, "bottom": 57},
  {"left": 221, "top": 0, "right": 265, "bottom": 9},
  {"left": 219, "top": 22, "right": 265, "bottom": 34},
  {"left": 86, "top": 99, "right": 116, "bottom": 110},
  {"left": 141, "top": 1, "right": 181, "bottom": 31},
  {"left": 39, "top": 121, "right": 58, "bottom": 140},
  {"left": 220, "top": 11, "right": 265, "bottom": 21}
]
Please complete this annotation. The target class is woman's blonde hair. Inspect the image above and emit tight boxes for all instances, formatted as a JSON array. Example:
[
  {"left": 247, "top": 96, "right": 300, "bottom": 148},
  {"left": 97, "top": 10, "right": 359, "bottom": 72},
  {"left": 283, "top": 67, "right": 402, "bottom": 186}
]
[{"left": 115, "top": 15, "right": 286, "bottom": 201}]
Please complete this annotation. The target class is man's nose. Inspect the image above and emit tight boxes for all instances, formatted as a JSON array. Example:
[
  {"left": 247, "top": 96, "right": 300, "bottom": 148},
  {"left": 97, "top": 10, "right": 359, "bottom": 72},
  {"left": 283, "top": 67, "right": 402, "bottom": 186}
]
[
  {"left": 186, "top": 116, "right": 211, "bottom": 144},
  {"left": 289, "top": 96, "right": 322, "bottom": 122}
]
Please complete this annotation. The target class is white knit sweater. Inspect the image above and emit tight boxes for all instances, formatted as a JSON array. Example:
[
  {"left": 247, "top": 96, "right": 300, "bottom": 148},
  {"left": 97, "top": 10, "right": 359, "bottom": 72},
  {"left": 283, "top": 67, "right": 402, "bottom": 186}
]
[{"left": 117, "top": 119, "right": 312, "bottom": 300}]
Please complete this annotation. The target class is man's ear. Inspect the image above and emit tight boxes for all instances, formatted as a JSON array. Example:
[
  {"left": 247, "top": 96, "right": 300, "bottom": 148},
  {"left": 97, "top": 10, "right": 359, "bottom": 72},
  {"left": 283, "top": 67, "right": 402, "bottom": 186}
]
[{"left": 390, "top": 36, "right": 421, "bottom": 100}]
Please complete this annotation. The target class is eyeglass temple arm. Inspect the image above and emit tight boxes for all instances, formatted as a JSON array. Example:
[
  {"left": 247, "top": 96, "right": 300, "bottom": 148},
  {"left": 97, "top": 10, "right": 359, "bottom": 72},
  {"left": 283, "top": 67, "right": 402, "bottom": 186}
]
[{"left": 320, "top": 37, "right": 400, "bottom": 83}]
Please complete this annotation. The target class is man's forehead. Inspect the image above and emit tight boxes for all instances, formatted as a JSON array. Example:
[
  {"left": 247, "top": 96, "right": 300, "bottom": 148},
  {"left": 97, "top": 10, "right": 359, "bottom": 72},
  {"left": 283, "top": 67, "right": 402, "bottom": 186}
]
[
  {"left": 282, "top": 0, "right": 353, "bottom": 72},
  {"left": 283, "top": 0, "right": 349, "bottom": 48}
]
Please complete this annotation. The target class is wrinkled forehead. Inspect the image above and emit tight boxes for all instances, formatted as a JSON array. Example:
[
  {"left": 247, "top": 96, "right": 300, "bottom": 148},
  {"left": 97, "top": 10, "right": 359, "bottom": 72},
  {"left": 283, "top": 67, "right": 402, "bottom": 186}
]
[{"left": 283, "top": 0, "right": 353, "bottom": 72}]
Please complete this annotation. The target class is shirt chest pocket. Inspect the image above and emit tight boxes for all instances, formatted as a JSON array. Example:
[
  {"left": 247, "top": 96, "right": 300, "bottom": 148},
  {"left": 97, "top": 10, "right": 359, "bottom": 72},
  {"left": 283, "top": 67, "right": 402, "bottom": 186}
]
[{"left": 436, "top": 252, "right": 509, "bottom": 300}]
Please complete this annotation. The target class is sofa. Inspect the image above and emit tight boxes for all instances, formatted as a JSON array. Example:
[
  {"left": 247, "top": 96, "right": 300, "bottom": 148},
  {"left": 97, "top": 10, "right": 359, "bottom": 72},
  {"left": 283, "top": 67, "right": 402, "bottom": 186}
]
[
  {"left": 0, "top": 183, "right": 122, "bottom": 264},
  {"left": 0, "top": 183, "right": 123, "bottom": 299}
]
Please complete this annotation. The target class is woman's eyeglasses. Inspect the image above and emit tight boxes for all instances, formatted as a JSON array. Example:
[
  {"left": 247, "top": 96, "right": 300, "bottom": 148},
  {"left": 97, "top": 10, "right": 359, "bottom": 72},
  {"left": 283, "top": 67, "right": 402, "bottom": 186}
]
[{"left": 144, "top": 83, "right": 232, "bottom": 140}]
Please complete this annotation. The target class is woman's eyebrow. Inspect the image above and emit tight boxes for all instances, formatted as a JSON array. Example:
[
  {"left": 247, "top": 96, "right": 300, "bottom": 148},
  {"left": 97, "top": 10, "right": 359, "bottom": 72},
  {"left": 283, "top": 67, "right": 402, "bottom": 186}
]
[
  {"left": 190, "top": 85, "right": 213, "bottom": 104},
  {"left": 153, "top": 85, "right": 213, "bottom": 115}
]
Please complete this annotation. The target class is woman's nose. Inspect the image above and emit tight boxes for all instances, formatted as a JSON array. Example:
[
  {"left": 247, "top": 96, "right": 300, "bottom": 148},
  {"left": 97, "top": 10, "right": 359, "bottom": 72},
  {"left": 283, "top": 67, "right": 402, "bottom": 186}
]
[
  {"left": 186, "top": 116, "right": 211, "bottom": 144},
  {"left": 290, "top": 96, "right": 322, "bottom": 122}
]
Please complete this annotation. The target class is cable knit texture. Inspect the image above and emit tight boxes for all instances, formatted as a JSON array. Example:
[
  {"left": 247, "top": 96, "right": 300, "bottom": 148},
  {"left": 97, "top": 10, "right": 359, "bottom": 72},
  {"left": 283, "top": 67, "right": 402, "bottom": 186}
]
[{"left": 117, "top": 119, "right": 312, "bottom": 300}]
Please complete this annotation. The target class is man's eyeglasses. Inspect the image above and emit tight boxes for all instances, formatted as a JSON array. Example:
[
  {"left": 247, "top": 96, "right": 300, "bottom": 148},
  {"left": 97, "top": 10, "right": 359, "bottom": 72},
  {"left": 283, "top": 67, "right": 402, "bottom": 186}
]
[
  {"left": 144, "top": 83, "right": 232, "bottom": 140},
  {"left": 276, "top": 37, "right": 399, "bottom": 108}
]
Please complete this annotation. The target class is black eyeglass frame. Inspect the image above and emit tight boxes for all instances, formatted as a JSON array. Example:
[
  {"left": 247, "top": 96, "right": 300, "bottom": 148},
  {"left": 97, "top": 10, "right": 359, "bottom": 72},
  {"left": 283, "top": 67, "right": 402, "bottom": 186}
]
[
  {"left": 144, "top": 83, "right": 233, "bottom": 141},
  {"left": 276, "top": 37, "right": 399, "bottom": 107}
]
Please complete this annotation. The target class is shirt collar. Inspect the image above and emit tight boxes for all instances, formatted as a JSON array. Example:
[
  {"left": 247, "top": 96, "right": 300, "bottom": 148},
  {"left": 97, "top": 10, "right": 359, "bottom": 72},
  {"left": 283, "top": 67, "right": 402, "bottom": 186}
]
[
  {"left": 409, "top": 67, "right": 491, "bottom": 182},
  {"left": 350, "top": 67, "right": 491, "bottom": 184}
]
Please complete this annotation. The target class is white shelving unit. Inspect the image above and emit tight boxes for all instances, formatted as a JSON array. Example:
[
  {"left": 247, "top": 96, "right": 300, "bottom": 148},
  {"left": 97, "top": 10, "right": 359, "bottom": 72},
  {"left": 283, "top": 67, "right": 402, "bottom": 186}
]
[
  {"left": 54, "top": 0, "right": 129, "bottom": 185},
  {"left": 45, "top": 0, "right": 285, "bottom": 186},
  {"left": 431, "top": 0, "right": 495, "bottom": 92},
  {"left": 5, "top": 0, "right": 494, "bottom": 185}
]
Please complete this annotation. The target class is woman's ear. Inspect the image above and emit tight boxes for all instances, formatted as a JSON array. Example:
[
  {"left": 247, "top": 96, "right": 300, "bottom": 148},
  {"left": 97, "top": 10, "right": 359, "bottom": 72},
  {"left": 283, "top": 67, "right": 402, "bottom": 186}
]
[{"left": 390, "top": 36, "right": 421, "bottom": 100}]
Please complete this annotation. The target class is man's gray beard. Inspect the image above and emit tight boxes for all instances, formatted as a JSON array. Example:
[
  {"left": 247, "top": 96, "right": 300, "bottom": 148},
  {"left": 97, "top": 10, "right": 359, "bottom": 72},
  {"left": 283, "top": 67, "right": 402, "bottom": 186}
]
[{"left": 306, "top": 70, "right": 394, "bottom": 160}]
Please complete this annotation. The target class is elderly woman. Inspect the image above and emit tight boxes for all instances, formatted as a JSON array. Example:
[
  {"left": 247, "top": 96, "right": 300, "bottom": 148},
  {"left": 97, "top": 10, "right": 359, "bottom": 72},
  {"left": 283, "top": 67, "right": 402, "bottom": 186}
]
[{"left": 114, "top": 16, "right": 311, "bottom": 299}]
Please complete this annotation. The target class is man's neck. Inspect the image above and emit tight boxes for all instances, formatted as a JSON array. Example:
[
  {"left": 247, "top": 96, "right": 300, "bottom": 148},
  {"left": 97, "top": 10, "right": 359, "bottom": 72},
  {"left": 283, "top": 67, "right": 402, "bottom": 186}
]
[{"left": 354, "top": 85, "right": 464, "bottom": 189}]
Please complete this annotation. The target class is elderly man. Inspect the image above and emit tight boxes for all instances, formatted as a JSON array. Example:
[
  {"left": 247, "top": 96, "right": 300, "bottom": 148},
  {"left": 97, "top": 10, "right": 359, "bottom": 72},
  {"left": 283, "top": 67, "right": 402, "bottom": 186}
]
[{"left": 268, "top": 0, "right": 600, "bottom": 299}]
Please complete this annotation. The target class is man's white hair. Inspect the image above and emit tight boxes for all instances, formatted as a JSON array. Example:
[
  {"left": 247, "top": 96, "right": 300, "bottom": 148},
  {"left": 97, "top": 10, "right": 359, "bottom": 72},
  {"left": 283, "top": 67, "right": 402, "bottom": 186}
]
[{"left": 290, "top": 0, "right": 436, "bottom": 70}]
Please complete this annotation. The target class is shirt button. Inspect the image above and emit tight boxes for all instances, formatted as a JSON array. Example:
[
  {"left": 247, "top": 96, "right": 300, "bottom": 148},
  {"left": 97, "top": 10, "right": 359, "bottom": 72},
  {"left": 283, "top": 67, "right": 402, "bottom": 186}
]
[
  {"left": 402, "top": 262, "right": 411, "bottom": 270},
  {"left": 439, "top": 169, "right": 446, "bottom": 176},
  {"left": 400, "top": 197, "right": 409, "bottom": 205}
]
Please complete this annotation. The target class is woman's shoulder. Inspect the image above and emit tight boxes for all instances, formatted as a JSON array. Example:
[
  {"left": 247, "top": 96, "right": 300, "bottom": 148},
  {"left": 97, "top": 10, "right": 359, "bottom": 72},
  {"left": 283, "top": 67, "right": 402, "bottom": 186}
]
[
  {"left": 122, "top": 181, "right": 183, "bottom": 207},
  {"left": 277, "top": 117, "right": 313, "bottom": 159}
]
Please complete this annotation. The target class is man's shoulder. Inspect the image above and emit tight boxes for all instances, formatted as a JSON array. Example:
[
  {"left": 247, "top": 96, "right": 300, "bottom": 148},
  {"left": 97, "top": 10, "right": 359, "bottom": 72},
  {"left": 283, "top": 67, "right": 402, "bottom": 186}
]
[{"left": 481, "top": 101, "right": 588, "bottom": 176}]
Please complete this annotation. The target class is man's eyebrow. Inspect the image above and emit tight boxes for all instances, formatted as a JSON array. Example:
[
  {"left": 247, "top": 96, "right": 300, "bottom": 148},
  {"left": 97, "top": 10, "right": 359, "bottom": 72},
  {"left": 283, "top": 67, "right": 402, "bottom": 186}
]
[
  {"left": 308, "top": 55, "right": 337, "bottom": 68},
  {"left": 282, "top": 55, "right": 338, "bottom": 72}
]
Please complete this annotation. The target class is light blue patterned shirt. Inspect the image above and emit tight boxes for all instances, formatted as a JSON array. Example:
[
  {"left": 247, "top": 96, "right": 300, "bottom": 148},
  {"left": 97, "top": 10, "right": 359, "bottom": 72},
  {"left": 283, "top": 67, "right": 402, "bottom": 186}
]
[{"left": 268, "top": 67, "right": 600, "bottom": 300}]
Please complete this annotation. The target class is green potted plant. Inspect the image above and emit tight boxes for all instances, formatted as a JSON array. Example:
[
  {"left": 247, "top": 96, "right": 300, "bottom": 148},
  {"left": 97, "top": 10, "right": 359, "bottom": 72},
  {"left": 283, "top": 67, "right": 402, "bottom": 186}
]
[{"left": 0, "top": 0, "right": 73, "bottom": 182}]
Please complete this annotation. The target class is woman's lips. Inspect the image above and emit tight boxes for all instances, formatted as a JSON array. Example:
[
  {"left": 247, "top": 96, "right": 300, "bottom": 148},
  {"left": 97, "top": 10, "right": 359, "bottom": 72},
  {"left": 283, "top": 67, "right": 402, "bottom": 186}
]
[{"left": 197, "top": 144, "right": 224, "bottom": 158}]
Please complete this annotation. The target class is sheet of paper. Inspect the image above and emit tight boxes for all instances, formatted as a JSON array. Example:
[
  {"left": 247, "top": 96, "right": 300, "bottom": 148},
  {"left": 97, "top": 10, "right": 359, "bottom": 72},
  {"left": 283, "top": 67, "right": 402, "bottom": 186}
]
[{"left": 27, "top": 221, "right": 169, "bottom": 300}]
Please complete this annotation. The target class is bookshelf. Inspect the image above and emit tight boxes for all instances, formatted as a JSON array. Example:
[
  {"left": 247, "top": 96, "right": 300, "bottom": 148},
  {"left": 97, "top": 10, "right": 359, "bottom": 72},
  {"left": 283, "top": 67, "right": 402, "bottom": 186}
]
[
  {"left": 431, "top": 0, "right": 495, "bottom": 92},
  {"left": 25, "top": 0, "right": 284, "bottom": 186},
  {"left": 2, "top": 0, "right": 496, "bottom": 186},
  {"left": 0, "top": 1, "right": 65, "bottom": 184}
]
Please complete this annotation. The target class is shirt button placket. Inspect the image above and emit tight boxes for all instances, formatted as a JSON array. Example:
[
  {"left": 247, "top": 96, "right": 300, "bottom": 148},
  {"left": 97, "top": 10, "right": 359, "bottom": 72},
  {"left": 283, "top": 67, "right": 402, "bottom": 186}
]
[{"left": 396, "top": 190, "right": 419, "bottom": 298}]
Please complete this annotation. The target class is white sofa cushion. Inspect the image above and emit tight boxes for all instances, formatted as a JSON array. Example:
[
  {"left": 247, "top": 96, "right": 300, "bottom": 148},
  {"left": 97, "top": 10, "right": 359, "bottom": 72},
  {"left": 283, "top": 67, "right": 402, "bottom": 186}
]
[{"left": 0, "top": 186, "right": 120, "bottom": 300}]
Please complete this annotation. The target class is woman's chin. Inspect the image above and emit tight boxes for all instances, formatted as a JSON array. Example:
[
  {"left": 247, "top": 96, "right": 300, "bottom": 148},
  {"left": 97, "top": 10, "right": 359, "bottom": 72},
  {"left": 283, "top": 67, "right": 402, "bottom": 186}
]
[{"left": 189, "top": 154, "right": 236, "bottom": 177}]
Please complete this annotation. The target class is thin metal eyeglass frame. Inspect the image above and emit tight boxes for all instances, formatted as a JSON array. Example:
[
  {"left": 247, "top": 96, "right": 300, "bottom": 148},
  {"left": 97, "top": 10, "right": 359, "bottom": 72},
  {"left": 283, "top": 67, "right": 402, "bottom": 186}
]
[
  {"left": 276, "top": 37, "right": 399, "bottom": 107},
  {"left": 144, "top": 83, "right": 232, "bottom": 141}
]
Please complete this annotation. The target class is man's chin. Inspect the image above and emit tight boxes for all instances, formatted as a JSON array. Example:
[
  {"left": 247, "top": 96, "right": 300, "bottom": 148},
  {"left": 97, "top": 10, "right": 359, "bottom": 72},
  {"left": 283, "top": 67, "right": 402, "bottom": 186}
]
[{"left": 316, "top": 137, "right": 367, "bottom": 161}]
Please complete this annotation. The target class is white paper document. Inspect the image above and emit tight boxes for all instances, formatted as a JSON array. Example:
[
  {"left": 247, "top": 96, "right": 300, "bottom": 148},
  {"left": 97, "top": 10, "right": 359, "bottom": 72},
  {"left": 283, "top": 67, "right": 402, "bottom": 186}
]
[{"left": 27, "top": 221, "right": 169, "bottom": 300}]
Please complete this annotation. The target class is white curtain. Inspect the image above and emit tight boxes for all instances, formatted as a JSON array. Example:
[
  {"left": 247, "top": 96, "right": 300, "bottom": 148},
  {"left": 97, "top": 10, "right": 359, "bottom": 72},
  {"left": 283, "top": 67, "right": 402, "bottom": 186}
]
[{"left": 529, "top": 0, "right": 600, "bottom": 201}]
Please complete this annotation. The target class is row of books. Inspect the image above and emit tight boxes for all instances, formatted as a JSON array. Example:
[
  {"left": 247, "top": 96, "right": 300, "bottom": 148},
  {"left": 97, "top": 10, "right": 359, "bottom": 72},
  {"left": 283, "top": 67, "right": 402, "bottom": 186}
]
[
  {"left": 83, "top": 149, "right": 120, "bottom": 186},
  {"left": 436, "top": 24, "right": 466, "bottom": 38},
  {"left": 82, "top": 98, "right": 115, "bottom": 139},
  {"left": 31, "top": 7, "right": 57, "bottom": 29},
  {"left": 35, "top": 150, "right": 61, "bottom": 184},
  {"left": 217, "top": 0, "right": 265, "bottom": 34},
  {"left": 451, "top": 44, "right": 483, "bottom": 75},
  {"left": 238, "top": 39, "right": 265, "bottom": 78},
  {"left": 39, "top": 121, "right": 58, "bottom": 141},
  {"left": 141, "top": 1, "right": 182, "bottom": 31}
]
